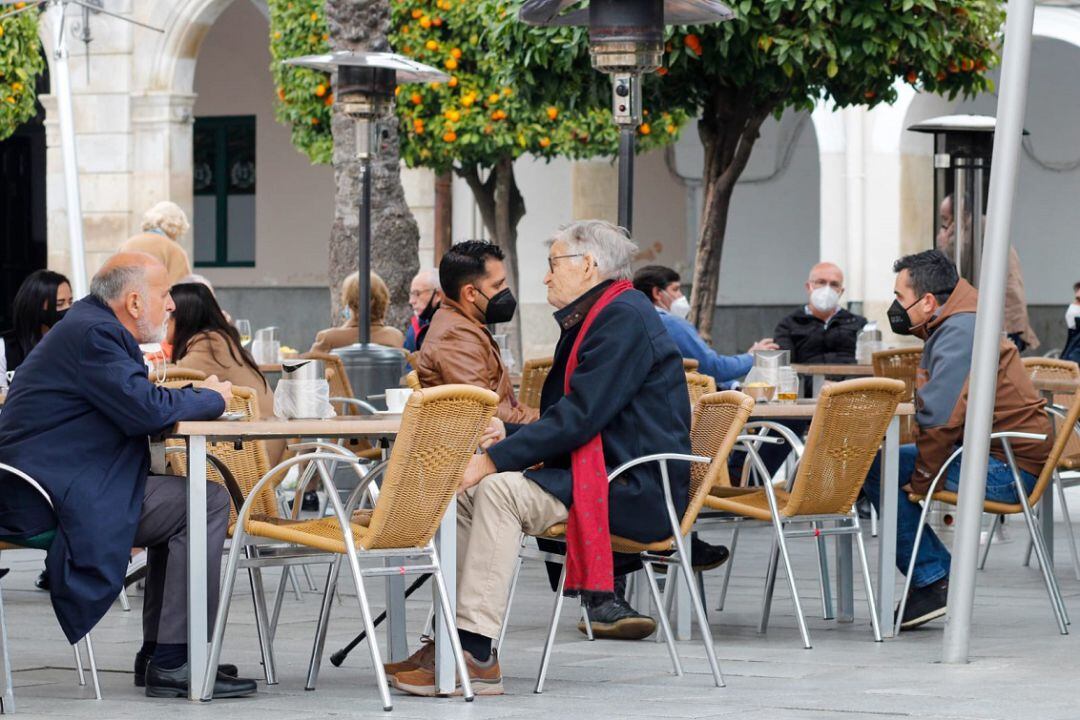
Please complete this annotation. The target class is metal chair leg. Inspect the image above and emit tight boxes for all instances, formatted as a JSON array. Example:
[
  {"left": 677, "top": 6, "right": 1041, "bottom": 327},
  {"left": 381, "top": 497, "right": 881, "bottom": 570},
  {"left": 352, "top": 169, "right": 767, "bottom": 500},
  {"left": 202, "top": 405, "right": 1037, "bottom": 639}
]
[
  {"left": 301, "top": 564, "right": 320, "bottom": 593},
  {"left": 758, "top": 538, "right": 780, "bottom": 634},
  {"left": 0, "top": 581, "right": 15, "bottom": 714},
  {"left": 814, "top": 522, "right": 834, "bottom": 620},
  {"left": 979, "top": 514, "right": 996, "bottom": 570},
  {"left": 772, "top": 519, "right": 811, "bottom": 649},
  {"left": 641, "top": 562, "right": 682, "bottom": 676},
  {"left": 717, "top": 524, "right": 740, "bottom": 611},
  {"left": 535, "top": 566, "right": 566, "bottom": 694},
  {"left": 430, "top": 551, "right": 473, "bottom": 702},
  {"left": 495, "top": 540, "right": 526, "bottom": 653},
  {"left": 579, "top": 604, "right": 594, "bottom": 641},
  {"left": 671, "top": 531, "right": 725, "bottom": 687},
  {"left": 83, "top": 635, "right": 101, "bottom": 700},
  {"left": 852, "top": 516, "right": 882, "bottom": 642},
  {"left": 246, "top": 558, "right": 278, "bottom": 684},
  {"left": 269, "top": 565, "right": 292, "bottom": 643},
  {"left": 73, "top": 642, "right": 85, "bottom": 686},
  {"left": 421, "top": 604, "right": 435, "bottom": 639},
  {"left": 870, "top": 502, "right": 878, "bottom": 538},
  {"left": 306, "top": 557, "right": 341, "bottom": 691},
  {"left": 117, "top": 585, "right": 131, "bottom": 612},
  {"left": 286, "top": 566, "right": 304, "bottom": 602},
  {"left": 1019, "top": 495, "right": 1070, "bottom": 634},
  {"left": 202, "top": 527, "right": 247, "bottom": 701},
  {"left": 1053, "top": 472, "right": 1080, "bottom": 581}
]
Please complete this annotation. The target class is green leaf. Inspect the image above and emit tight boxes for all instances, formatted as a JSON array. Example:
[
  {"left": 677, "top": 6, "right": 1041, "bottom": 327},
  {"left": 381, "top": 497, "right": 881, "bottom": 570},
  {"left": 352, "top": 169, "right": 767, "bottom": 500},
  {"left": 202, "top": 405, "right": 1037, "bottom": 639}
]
[{"left": 827, "top": 59, "right": 838, "bottom": 78}]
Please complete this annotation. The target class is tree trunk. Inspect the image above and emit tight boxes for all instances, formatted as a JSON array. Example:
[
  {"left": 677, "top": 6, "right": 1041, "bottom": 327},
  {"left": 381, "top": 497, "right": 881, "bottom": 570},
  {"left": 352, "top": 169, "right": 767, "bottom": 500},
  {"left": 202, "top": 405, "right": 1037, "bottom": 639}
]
[
  {"left": 325, "top": 0, "right": 419, "bottom": 332},
  {"left": 456, "top": 156, "right": 527, "bottom": 364},
  {"left": 688, "top": 87, "right": 773, "bottom": 342}
]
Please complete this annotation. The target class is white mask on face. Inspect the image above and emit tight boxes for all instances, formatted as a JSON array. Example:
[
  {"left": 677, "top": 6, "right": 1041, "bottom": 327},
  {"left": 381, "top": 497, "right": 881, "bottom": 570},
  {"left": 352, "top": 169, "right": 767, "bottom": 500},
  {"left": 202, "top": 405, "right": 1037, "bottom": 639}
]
[
  {"left": 1066, "top": 303, "right": 1080, "bottom": 331},
  {"left": 809, "top": 285, "right": 841, "bottom": 314},
  {"left": 669, "top": 295, "right": 691, "bottom": 320}
]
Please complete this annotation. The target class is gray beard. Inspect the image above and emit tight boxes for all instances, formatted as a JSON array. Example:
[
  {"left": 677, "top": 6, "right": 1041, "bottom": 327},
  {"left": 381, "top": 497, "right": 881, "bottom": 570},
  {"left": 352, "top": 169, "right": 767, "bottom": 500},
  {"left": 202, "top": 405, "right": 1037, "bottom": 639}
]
[{"left": 137, "top": 314, "right": 169, "bottom": 344}]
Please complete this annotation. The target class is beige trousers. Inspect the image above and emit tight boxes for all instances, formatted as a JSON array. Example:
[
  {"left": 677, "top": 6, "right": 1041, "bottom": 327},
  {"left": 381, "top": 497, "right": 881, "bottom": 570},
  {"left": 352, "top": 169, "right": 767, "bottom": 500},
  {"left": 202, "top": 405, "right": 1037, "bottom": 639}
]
[{"left": 455, "top": 471, "right": 568, "bottom": 638}]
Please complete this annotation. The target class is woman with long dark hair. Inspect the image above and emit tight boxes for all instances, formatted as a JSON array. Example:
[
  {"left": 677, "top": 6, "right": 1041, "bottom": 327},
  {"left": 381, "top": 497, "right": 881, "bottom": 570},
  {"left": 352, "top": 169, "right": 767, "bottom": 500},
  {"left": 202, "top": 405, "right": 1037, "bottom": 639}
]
[
  {"left": 168, "top": 283, "right": 283, "bottom": 462},
  {"left": 1, "top": 270, "right": 73, "bottom": 385}
]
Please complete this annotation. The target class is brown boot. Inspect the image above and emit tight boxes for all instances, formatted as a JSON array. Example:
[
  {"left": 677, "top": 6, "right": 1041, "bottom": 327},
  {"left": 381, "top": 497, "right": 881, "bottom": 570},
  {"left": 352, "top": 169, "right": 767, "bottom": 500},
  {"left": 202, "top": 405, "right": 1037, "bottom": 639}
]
[
  {"left": 383, "top": 636, "right": 435, "bottom": 677},
  {"left": 389, "top": 649, "right": 504, "bottom": 697}
]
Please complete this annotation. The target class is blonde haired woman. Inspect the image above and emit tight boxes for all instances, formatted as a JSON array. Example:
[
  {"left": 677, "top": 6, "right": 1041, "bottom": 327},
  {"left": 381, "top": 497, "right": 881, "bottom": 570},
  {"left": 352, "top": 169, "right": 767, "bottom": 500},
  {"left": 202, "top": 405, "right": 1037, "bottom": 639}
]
[
  {"left": 118, "top": 201, "right": 193, "bottom": 284},
  {"left": 309, "top": 271, "right": 406, "bottom": 353}
]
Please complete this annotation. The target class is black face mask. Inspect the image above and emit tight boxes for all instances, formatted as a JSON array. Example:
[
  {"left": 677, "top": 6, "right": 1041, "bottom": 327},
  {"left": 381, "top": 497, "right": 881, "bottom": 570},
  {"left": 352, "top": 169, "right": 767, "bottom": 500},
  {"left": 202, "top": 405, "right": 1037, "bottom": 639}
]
[
  {"left": 419, "top": 293, "right": 440, "bottom": 323},
  {"left": 887, "top": 298, "right": 920, "bottom": 336},
  {"left": 44, "top": 307, "right": 68, "bottom": 328},
  {"left": 476, "top": 288, "right": 517, "bottom": 325}
]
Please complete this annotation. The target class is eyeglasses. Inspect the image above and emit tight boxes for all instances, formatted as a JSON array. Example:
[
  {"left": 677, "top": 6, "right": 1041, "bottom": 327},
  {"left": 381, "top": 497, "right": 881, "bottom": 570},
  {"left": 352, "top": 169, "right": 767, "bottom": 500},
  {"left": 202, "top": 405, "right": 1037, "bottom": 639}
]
[
  {"left": 547, "top": 253, "right": 584, "bottom": 273},
  {"left": 408, "top": 288, "right": 435, "bottom": 299},
  {"left": 810, "top": 279, "right": 843, "bottom": 290}
]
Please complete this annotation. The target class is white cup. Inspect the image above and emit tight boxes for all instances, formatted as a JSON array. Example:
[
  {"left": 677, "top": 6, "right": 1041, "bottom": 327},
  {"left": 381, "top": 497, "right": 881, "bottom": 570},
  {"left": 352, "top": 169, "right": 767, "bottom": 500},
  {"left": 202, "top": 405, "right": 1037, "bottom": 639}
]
[{"left": 385, "top": 388, "right": 413, "bottom": 414}]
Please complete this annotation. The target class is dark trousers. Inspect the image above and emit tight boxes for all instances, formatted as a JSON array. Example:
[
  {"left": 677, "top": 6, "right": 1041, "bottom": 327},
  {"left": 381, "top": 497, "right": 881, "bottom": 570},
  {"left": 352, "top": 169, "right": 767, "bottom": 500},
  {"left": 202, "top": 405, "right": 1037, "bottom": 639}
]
[{"left": 133, "top": 475, "right": 230, "bottom": 645}]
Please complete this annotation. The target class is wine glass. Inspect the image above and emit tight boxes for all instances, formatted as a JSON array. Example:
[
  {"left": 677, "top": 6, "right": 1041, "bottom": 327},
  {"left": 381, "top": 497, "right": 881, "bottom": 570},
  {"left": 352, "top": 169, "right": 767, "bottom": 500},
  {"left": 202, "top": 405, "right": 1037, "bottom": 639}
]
[{"left": 235, "top": 319, "right": 252, "bottom": 346}]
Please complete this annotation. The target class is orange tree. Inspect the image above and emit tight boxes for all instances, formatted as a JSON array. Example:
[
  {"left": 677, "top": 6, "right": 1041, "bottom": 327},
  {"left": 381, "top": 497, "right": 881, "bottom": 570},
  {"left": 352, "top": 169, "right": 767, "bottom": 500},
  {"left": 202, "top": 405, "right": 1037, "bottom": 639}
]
[
  {"left": 643, "top": 0, "right": 1003, "bottom": 337},
  {"left": 270, "top": 0, "right": 688, "bottom": 309},
  {"left": 0, "top": 3, "right": 44, "bottom": 141}
]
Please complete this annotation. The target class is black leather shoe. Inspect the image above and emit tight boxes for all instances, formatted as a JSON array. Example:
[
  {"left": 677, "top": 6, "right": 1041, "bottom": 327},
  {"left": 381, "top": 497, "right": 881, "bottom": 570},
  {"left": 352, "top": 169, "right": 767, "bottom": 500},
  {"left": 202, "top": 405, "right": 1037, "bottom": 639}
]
[
  {"left": 34, "top": 570, "right": 49, "bottom": 591},
  {"left": 0, "top": 568, "right": 8, "bottom": 580},
  {"left": 578, "top": 596, "right": 657, "bottom": 640},
  {"left": 135, "top": 651, "right": 240, "bottom": 688},
  {"left": 144, "top": 660, "right": 255, "bottom": 698},
  {"left": 656, "top": 537, "right": 730, "bottom": 574}
]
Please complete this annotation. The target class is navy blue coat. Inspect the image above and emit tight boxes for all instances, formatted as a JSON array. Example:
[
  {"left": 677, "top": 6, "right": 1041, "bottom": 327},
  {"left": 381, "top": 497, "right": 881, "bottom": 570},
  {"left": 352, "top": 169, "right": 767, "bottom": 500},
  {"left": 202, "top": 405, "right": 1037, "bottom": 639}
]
[
  {"left": 487, "top": 282, "right": 691, "bottom": 543},
  {"left": 0, "top": 296, "right": 225, "bottom": 643}
]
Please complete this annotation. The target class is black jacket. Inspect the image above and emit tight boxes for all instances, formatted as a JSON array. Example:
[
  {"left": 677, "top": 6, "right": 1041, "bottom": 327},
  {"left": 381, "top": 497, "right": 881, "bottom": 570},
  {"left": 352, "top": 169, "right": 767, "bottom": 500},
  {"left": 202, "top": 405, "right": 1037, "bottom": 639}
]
[
  {"left": 487, "top": 281, "right": 691, "bottom": 542},
  {"left": 1065, "top": 325, "right": 1080, "bottom": 365},
  {"left": 773, "top": 307, "right": 867, "bottom": 365}
]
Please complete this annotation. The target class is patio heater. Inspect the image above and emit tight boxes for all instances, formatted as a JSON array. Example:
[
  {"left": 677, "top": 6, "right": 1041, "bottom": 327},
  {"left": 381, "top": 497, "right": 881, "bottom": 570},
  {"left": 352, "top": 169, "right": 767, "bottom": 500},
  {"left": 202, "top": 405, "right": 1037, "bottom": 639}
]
[
  {"left": 908, "top": 115, "right": 1008, "bottom": 285},
  {"left": 285, "top": 52, "right": 447, "bottom": 407},
  {"left": 519, "top": 0, "right": 732, "bottom": 233}
]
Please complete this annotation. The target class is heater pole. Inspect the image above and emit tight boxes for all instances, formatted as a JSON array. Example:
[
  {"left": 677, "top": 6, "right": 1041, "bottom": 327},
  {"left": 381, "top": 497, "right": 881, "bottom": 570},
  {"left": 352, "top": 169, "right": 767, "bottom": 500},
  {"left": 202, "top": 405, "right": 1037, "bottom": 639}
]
[
  {"left": 357, "top": 158, "right": 372, "bottom": 345},
  {"left": 618, "top": 127, "right": 635, "bottom": 233}
]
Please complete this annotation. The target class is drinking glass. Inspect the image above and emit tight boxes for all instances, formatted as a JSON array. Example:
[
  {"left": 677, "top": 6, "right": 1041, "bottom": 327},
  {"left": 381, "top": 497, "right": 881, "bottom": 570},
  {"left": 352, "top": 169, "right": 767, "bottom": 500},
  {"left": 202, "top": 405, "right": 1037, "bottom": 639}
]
[
  {"left": 777, "top": 367, "right": 799, "bottom": 404},
  {"left": 235, "top": 319, "right": 252, "bottom": 346}
]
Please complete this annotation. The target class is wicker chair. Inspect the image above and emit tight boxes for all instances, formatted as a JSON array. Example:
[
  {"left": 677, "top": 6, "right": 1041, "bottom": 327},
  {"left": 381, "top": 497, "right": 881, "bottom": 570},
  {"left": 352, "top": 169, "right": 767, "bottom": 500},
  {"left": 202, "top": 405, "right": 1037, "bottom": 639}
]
[
  {"left": 501, "top": 391, "right": 756, "bottom": 693},
  {"left": 705, "top": 378, "right": 905, "bottom": 647},
  {"left": 202, "top": 384, "right": 498, "bottom": 710},
  {"left": 896, "top": 388, "right": 1080, "bottom": 636},
  {"left": 158, "top": 366, "right": 207, "bottom": 383},
  {"left": 518, "top": 357, "right": 553, "bottom": 410},
  {"left": 0, "top": 465, "right": 103, "bottom": 709},
  {"left": 682, "top": 358, "right": 700, "bottom": 372},
  {"left": 872, "top": 347, "right": 922, "bottom": 444},
  {"left": 405, "top": 370, "right": 422, "bottom": 391},
  {"left": 685, "top": 371, "right": 717, "bottom": 407}
]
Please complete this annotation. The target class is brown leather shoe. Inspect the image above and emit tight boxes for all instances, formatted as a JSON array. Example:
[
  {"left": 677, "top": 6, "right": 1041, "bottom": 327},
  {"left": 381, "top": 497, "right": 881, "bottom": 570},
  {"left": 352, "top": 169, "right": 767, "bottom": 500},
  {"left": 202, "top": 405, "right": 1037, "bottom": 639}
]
[
  {"left": 389, "top": 650, "right": 503, "bottom": 697},
  {"left": 383, "top": 637, "right": 435, "bottom": 677}
]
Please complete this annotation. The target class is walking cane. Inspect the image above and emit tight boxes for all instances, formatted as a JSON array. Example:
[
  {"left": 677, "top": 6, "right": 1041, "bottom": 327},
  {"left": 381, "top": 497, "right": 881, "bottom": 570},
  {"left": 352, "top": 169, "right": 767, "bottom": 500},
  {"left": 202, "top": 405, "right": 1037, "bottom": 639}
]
[{"left": 329, "top": 572, "right": 432, "bottom": 666}]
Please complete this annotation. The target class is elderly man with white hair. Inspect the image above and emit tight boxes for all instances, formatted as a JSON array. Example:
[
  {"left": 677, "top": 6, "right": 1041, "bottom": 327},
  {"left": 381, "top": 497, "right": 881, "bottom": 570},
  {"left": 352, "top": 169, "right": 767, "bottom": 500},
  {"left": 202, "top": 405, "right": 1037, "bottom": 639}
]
[
  {"left": 404, "top": 267, "right": 442, "bottom": 355},
  {"left": 388, "top": 221, "right": 693, "bottom": 697},
  {"left": 119, "top": 201, "right": 194, "bottom": 285},
  {"left": 0, "top": 252, "right": 257, "bottom": 699},
  {"left": 773, "top": 261, "right": 867, "bottom": 365}
]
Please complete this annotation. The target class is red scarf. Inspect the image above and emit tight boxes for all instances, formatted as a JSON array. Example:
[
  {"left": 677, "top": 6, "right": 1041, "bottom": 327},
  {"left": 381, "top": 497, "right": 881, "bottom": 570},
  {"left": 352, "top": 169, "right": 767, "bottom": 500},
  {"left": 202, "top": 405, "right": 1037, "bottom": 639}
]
[{"left": 562, "top": 279, "right": 633, "bottom": 598}]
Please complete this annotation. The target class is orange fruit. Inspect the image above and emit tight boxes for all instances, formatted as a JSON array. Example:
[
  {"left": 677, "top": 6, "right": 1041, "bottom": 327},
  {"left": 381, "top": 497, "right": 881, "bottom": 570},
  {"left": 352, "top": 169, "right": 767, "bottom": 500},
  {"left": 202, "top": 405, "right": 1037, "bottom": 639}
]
[
  {"left": 445, "top": 58, "right": 458, "bottom": 71},
  {"left": 411, "top": 9, "right": 423, "bottom": 19},
  {"left": 433, "top": 17, "right": 443, "bottom": 27},
  {"left": 277, "top": 87, "right": 286, "bottom": 101},
  {"left": 657, "top": 67, "right": 668, "bottom": 76},
  {"left": 273, "top": 31, "right": 282, "bottom": 40},
  {"left": 402, "top": 25, "right": 410, "bottom": 34},
  {"left": 539, "top": 137, "right": 551, "bottom": 148},
  {"left": 546, "top": 106, "right": 558, "bottom": 120},
  {"left": 411, "top": 92, "right": 422, "bottom": 105},
  {"left": 461, "top": 93, "right": 475, "bottom": 107},
  {"left": 488, "top": 93, "right": 500, "bottom": 105},
  {"left": 310, "top": 12, "right": 318, "bottom": 21},
  {"left": 324, "top": 94, "right": 334, "bottom": 106},
  {"left": 315, "top": 84, "right": 327, "bottom": 97},
  {"left": 448, "top": 77, "right": 459, "bottom": 88},
  {"left": 864, "top": 90, "right": 876, "bottom": 100},
  {"left": 450, "top": 47, "right": 462, "bottom": 59},
  {"left": 311, "top": 117, "right": 319, "bottom": 125},
  {"left": 426, "top": 40, "right": 439, "bottom": 51},
  {"left": 443, "top": 130, "right": 457, "bottom": 142},
  {"left": 639, "top": 123, "right": 651, "bottom": 135},
  {"left": 906, "top": 70, "right": 918, "bottom": 84},
  {"left": 502, "top": 87, "right": 512, "bottom": 96},
  {"left": 395, "top": 86, "right": 402, "bottom": 96},
  {"left": 445, "top": 109, "right": 461, "bottom": 122},
  {"left": 420, "top": 15, "right": 431, "bottom": 28},
  {"left": 666, "top": 124, "right": 676, "bottom": 135}
]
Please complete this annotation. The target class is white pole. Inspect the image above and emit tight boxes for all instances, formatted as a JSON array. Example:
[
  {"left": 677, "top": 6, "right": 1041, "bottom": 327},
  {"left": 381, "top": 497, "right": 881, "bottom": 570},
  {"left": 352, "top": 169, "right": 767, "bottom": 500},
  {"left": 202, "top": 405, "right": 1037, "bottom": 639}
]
[
  {"left": 942, "top": 0, "right": 1036, "bottom": 664},
  {"left": 51, "top": 1, "right": 88, "bottom": 298}
]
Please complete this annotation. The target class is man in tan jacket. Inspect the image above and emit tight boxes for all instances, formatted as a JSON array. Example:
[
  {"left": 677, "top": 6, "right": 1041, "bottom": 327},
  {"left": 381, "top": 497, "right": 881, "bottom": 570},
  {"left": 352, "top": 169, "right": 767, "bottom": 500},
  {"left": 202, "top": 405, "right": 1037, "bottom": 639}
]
[{"left": 416, "top": 241, "right": 537, "bottom": 425}]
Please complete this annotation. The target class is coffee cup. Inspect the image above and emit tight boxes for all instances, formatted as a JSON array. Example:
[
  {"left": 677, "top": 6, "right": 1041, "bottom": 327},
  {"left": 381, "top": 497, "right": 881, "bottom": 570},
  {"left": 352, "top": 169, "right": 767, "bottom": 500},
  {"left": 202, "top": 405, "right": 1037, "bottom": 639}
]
[{"left": 385, "top": 388, "right": 413, "bottom": 414}]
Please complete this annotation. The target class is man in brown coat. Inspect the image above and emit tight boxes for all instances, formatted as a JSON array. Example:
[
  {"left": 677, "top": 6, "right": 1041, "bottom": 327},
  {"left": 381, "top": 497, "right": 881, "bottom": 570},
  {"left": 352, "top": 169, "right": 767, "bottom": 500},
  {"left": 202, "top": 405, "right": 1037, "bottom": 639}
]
[{"left": 416, "top": 241, "right": 537, "bottom": 424}]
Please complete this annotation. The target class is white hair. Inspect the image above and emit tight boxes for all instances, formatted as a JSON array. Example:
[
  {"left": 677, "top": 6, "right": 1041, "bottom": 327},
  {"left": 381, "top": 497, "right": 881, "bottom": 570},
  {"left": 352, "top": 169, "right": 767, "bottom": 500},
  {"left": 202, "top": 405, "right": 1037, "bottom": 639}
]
[
  {"left": 141, "top": 201, "right": 190, "bottom": 241},
  {"left": 90, "top": 263, "right": 148, "bottom": 305},
  {"left": 413, "top": 267, "right": 441, "bottom": 291},
  {"left": 548, "top": 220, "right": 637, "bottom": 281}
]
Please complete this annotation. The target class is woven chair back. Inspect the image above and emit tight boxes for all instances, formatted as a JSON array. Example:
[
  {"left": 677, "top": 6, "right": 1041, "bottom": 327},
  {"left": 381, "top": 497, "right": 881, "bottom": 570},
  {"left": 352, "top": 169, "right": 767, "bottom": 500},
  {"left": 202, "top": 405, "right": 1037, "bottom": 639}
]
[
  {"left": 1029, "top": 389, "right": 1080, "bottom": 506},
  {"left": 685, "top": 371, "right": 717, "bottom": 407},
  {"left": 872, "top": 347, "right": 922, "bottom": 444},
  {"left": 405, "top": 370, "right": 422, "bottom": 391},
  {"left": 785, "top": 378, "right": 905, "bottom": 517},
  {"left": 518, "top": 357, "right": 553, "bottom": 410},
  {"left": 160, "top": 366, "right": 207, "bottom": 383},
  {"left": 682, "top": 358, "right": 700, "bottom": 372},
  {"left": 684, "top": 391, "right": 755, "bottom": 535},
  {"left": 164, "top": 382, "right": 277, "bottom": 524},
  {"left": 1023, "top": 357, "right": 1080, "bottom": 462},
  {"left": 362, "top": 384, "right": 498, "bottom": 549}
]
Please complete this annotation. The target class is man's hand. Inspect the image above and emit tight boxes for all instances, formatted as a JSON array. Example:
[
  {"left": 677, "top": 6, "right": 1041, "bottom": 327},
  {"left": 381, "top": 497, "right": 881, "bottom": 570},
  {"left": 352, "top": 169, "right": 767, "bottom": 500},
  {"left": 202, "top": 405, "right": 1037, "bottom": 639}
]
[
  {"left": 203, "top": 374, "right": 233, "bottom": 405},
  {"left": 479, "top": 418, "right": 506, "bottom": 450},
  {"left": 460, "top": 452, "right": 496, "bottom": 494},
  {"left": 748, "top": 337, "right": 779, "bottom": 353}
]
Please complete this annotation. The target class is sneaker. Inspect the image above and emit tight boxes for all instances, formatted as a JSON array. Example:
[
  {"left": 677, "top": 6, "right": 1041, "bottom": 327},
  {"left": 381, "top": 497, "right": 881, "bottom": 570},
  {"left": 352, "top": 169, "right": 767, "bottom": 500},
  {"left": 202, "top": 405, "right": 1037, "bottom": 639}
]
[
  {"left": 656, "top": 536, "right": 730, "bottom": 574},
  {"left": 125, "top": 550, "right": 148, "bottom": 589},
  {"left": 577, "top": 595, "right": 656, "bottom": 640},
  {"left": 389, "top": 649, "right": 503, "bottom": 697},
  {"left": 383, "top": 636, "right": 435, "bottom": 677},
  {"left": 898, "top": 578, "right": 948, "bottom": 630},
  {"left": 301, "top": 491, "right": 320, "bottom": 512}
]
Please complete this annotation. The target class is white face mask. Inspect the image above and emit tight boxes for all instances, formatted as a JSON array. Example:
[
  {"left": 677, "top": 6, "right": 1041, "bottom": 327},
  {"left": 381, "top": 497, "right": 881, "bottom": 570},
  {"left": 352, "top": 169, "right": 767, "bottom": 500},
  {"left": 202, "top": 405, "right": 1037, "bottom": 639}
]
[
  {"left": 1066, "top": 303, "right": 1080, "bottom": 331},
  {"left": 809, "top": 285, "right": 841, "bottom": 314},
  {"left": 669, "top": 295, "right": 691, "bottom": 320}
]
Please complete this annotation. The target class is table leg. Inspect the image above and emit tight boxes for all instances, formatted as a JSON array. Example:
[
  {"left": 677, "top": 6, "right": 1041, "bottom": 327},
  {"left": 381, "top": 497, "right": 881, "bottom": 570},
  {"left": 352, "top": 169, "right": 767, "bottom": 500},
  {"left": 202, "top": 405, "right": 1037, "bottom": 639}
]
[
  {"left": 877, "top": 417, "right": 900, "bottom": 638},
  {"left": 186, "top": 435, "right": 210, "bottom": 701},
  {"left": 384, "top": 559, "right": 408, "bottom": 662},
  {"left": 433, "top": 500, "right": 456, "bottom": 695},
  {"left": 812, "top": 374, "right": 825, "bottom": 398},
  {"left": 835, "top": 534, "right": 854, "bottom": 623}
]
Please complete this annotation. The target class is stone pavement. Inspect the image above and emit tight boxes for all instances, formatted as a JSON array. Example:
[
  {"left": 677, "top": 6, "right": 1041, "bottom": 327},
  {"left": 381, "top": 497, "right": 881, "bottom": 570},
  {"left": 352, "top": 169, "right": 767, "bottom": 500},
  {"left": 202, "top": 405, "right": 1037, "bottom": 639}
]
[{"left": 2, "top": 520, "right": 1078, "bottom": 720}]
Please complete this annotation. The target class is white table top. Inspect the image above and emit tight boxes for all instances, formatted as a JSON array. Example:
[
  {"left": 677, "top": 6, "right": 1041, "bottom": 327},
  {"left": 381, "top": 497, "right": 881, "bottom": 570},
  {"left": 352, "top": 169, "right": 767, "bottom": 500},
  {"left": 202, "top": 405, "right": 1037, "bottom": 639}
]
[
  {"left": 749, "top": 400, "right": 915, "bottom": 419},
  {"left": 171, "top": 413, "right": 402, "bottom": 439}
]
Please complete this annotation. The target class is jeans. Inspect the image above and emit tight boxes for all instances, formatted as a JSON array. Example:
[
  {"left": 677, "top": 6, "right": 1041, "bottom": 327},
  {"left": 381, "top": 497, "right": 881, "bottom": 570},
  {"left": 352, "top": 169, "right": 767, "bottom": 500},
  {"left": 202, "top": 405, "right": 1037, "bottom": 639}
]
[{"left": 862, "top": 443, "right": 1037, "bottom": 589}]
